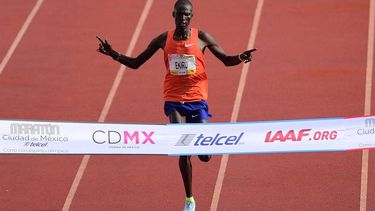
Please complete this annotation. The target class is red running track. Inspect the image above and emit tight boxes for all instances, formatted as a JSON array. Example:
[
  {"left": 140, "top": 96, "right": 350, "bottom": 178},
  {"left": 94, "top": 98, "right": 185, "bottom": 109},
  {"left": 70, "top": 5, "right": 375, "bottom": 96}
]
[{"left": 0, "top": 0, "right": 373, "bottom": 210}]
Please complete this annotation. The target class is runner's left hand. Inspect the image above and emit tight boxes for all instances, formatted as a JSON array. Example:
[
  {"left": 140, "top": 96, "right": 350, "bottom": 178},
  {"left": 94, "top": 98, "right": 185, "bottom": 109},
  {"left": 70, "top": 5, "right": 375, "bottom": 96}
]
[
  {"left": 96, "top": 36, "right": 115, "bottom": 56},
  {"left": 239, "top": 48, "right": 257, "bottom": 63}
]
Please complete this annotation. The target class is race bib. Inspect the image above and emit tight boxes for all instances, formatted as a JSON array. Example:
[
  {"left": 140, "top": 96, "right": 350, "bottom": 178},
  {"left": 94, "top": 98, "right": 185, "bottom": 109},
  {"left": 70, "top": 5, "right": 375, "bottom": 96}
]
[{"left": 168, "top": 54, "right": 196, "bottom": 75}]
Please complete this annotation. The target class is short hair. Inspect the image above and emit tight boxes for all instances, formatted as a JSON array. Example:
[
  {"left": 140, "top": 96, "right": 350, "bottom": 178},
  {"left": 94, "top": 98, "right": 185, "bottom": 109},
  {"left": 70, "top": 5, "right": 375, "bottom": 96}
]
[{"left": 174, "top": 0, "right": 193, "bottom": 10}]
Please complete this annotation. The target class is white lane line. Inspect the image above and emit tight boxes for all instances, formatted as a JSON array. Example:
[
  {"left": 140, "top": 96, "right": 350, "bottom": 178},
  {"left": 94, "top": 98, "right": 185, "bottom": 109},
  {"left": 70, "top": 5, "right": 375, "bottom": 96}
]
[
  {"left": 360, "top": 0, "right": 374, "bottom": 210},
  {"left": 209, "top": 0, "right": 265, "bottom": 210},
  {"left": 360, "top": 150, "right": 369, "bottom": 211},
  {"left": 98, "top": 0, "right": 153, "bottom": 122},
  {"left": 61, "top": 0, "right": 154, "bottom": 210},
  {"left": 0, "top": 0, "right": 44, "bottom": 75},
  {"left": 364, "top": 0, "right": 375, "bottom": 117},
  {"left": 61, "top": 154, "right": 90, "bottom": 211}
]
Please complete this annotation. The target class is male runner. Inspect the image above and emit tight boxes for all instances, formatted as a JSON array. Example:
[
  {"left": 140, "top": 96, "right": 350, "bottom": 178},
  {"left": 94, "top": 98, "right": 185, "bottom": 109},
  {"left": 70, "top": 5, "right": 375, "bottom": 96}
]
[{"left": 97, "top": 0, "right": 256, "bottom": 210}]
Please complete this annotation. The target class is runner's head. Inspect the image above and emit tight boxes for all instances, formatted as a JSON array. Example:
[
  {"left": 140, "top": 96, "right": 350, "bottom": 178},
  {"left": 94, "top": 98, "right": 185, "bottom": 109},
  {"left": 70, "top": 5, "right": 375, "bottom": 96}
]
[{"left": 173, "top": 0, "right": 193, "bottom": 28}]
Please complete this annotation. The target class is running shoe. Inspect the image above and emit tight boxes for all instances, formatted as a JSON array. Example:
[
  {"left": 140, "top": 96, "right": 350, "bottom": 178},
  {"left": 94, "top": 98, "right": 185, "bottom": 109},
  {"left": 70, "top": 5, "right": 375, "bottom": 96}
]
[{"left": 183, "top": 200, "right": 196, "bottom": 211}]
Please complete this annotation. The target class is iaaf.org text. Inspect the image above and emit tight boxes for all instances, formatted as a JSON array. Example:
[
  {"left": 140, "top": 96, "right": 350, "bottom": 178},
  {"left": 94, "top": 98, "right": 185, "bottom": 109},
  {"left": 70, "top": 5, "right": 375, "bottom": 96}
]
[{"left": 265, "top": 129, "right": 338, "bottom": 142}]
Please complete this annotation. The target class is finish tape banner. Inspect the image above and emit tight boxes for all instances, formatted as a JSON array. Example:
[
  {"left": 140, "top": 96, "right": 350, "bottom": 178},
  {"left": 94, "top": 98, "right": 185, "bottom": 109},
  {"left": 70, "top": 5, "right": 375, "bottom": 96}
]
[{"left": 0, "top": 116, "right": 374, "bottom": 155}]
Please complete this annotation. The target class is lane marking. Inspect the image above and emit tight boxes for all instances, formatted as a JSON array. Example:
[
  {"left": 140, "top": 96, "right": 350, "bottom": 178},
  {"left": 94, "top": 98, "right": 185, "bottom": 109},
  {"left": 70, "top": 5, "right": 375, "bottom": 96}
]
[
  {"left": 365, "top": 0, "right": 375, "bottom": 116},
  {"left": 0, "top": 0, "right": 44, "bottom": 75},
  {"left": 98, "top": 0, "right": 153, "bottom": 122},
  {"left": 61, "top": 0, "right": 154, "bottom": 210},
  {"left": 360, "top": 150, "right": 369, "bottom": 211},
  {"left": 61, "top": 155, "right": 90, "bottom": 211},
  {"left": 360, "top": 0, "right": 374, "bottom": 210},
  {"left": 210, "top": 0, "right": 265, "bottom": 210}
]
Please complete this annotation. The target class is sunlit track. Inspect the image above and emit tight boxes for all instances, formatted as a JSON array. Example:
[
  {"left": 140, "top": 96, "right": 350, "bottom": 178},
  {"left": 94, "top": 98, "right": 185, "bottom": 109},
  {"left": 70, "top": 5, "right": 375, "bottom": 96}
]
[
  {"left": 0, "top": 0, "right": 43, "bottom": 75},
  {"left": 98, "top": 0, "right": 154, "bottom": 123},
  {"left": 360, "top": 0, "right": 375, "bottom": 210},
  {"left": 62, "top": 0, "right": 154, "bottom": 210},
  {"left": 210, "top": 0, "right": 264, "bottom": 210},
  {"left": 217, "top": 0, "right": 372, "bottom": 210},
  {"left": 0, "top": 0, "right": 373, "bottom": 210}
]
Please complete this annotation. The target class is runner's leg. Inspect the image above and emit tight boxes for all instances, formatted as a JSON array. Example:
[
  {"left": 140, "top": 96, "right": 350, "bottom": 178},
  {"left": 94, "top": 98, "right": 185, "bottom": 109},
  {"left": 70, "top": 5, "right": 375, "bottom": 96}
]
[
  {"left": 179, "top": 155, "right": 193, "bottom": 197},
  {"left": 168, "top": 111, "right": 193, "bottom": 197},
  {"left": 190, "top": 118, "right": 212, "bottom": 162}
]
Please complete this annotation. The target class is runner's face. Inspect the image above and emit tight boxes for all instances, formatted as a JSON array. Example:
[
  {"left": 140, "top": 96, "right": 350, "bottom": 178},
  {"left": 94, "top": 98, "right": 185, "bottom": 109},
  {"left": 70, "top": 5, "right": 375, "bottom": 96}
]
[{"left": 173, "top": 4, "right": 193, "bottom": 28}]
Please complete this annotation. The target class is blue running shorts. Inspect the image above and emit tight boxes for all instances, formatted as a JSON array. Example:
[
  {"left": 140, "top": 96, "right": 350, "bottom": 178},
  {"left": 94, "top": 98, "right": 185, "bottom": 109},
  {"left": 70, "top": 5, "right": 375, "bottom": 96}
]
[{"left": 164, "top": 100, "right": 212, "bottom": 122}]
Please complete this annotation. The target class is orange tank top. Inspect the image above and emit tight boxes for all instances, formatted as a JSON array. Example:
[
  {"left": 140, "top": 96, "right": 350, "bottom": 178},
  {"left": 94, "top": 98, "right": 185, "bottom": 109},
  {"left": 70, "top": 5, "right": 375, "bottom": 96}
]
[{"left": 163, "top": 28, "right": 207, "bottom": 102}]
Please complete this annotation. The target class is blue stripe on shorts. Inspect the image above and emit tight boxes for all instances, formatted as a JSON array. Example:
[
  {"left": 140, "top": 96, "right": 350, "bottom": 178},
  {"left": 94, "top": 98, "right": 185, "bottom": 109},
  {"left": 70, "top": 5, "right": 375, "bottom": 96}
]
[{"left": 164, "top": 100, "right": 212, "bottom": 122}]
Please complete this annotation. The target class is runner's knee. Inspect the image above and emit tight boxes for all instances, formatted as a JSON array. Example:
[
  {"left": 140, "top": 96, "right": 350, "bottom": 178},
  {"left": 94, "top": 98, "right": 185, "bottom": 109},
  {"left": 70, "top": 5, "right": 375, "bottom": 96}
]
[{"left": 198, "top": 155, "right": 211, "bottom": 162}]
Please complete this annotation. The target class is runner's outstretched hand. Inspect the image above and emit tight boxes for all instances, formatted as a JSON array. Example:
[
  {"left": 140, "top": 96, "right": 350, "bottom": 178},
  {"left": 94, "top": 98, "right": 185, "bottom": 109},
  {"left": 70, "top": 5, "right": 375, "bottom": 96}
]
[
  {"left": 96, "top": 36, "right": 117, "bottom": 57},
  {"left": 239, "top": 48, "right": 257, "bottom": 63}
]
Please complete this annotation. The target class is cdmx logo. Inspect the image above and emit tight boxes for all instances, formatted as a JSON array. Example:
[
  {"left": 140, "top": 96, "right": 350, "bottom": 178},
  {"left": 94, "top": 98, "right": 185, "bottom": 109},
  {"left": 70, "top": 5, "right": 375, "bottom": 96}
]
[
  {"left": 92, "top": 130, "right": 155, "bottom": 145},
  {"left": 175, "top": 133, "right": 244, "bottom": 146}
]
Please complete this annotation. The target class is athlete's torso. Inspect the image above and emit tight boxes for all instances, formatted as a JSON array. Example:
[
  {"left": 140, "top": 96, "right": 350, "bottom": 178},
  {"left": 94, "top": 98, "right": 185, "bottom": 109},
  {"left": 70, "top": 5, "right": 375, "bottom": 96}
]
[{"left": 163, "top": 28, "right": 208, "bottom": 102}]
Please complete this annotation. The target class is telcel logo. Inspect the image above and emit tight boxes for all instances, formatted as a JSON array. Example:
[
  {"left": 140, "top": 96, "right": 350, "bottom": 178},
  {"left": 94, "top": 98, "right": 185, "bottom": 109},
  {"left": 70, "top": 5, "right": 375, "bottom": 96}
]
[
  {"left": 92, "top": 130, "right": 155, "bottom": 145},
  {"left": 176, "top": 132, "right": 244, "bottom": 146}
]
